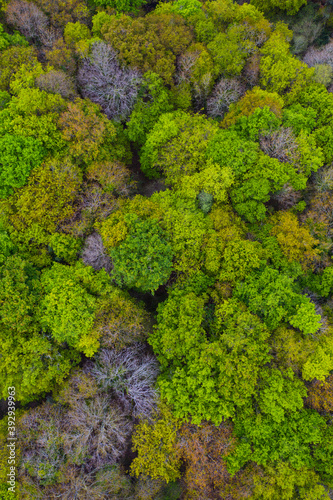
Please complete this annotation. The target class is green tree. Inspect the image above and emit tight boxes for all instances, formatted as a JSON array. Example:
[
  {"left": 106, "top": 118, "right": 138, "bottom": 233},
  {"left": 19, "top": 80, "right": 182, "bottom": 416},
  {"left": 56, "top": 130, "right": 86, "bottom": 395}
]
[
  {"left": 131, "top": 402, "right": 182, "bottom": 483},
  {"left": 0, "top": 134, "right": 45, "bottom": 198},
  {"left": 234, "top": 266, "right": 322, "bottom": 333},
  {"left": 250, "top": 0, "right": 306, "bottom": 15},
  {"left": 228, "top": 409, "right": 326, "bottom": 475},
  {"left": 126, "top": 71, "right": 174, "bottom": 147},
  {"left": 0, "top": 255, "right": 77, "bottom": 402},
  {"left": 40, "top": 262, "right": 102, "bottom": 356},
  {"left": 110, "top": 215, "right": 173, "bottom": 294},
  {"left": 140, "top": 111, "right": 218, "bottom": 181}
]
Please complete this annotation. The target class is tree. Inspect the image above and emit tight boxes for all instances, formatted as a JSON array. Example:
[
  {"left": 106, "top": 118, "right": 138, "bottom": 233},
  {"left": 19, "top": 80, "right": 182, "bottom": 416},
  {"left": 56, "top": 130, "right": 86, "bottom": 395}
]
[
  {"left": 306, "top": 374, "right": 333, "bottom": 413},
  {"left": 237, "top": 462, "right": 329, "bottom": 500},
  {"left": 250, "top": 0, "right": 306, "bottom": 15},
  {"left": 87, "top": 160, "right": 136, "bottom": 197},
  {"left": 178, "top": 421, "right": 235, "bottom": 499},
  {"left": 93, "top": 11, "right": 193, "bottom": 85},
  {"left": 92, "top": 0, "right": 148, "bottom": 13},
  {"left": 149, "top": 293, "right": 270, "bottom": 424},
  {"left": 126, "top": 71, "right": 174, "bottom": 147},
  {"left": 0, "top": 134, "right": 45, "bottom": 198},
  {"left": 110, "top": 215, "right": 173, "bottom": 293},
  {"left": 234, "top": 266, "right": 322, "bottom": 334},
  {"left": 222, "top": 86, "right": 284, "bottom": 128},
  {"left": 0, "top": 87, "right": 67, "bottom": 154},
  {"left": 269, "top": 212, "right": 320, "bottom": 271},
  {"left": 33, "top": 0, "right": 89, "bottom": 29},
  {"left": 259, "top": 24, "right": 313, "bottom": 95},
  {"left": 140, "top": 111, "right": 218, "bottom": 181},
  {"left": 58, "top": 97, "right": 131, "bottom": 166},
  {"left": 228, "top": 409, "right": 326, "bottom": 475},
  {"left": 35, "top": 70, "right": 77, "bottom": 100},
  {"left": 78, "top": 41, "right": 142, "bottom": 122},
  {"left": 0, "top": 21, "right": 28, "bottom": 50},
  {"left": 86, "top": 344, "right": 159, "bottom": 418},
  {"left": 5, "top": 0, "right": 50, "bottom": 45},
  {"left": 207, "top": 77, "right": 245, "bottom": 119},
  {"left": 0, "top": 255, "right": 78, "bottom": 402},
  {"left": 130, "top": 402, "right": 182, "bottom": 483},
  {"left": 0, "top": 45, "right": 38, "bottom": 91},
  {"left": 4, "top": 158, "right": 82, "bottom": 233},
  {"left": 39, "top": 262, "right": 102, "bottom": 356}
]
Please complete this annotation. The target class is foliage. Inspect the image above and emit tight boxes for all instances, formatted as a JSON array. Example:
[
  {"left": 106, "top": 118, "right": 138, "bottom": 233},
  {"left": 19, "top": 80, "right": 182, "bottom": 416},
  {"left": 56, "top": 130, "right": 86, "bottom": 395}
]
[
  {"left": 126, "top": 71, "right": 174, "bottom": 147},
  {"left": 269, "top": 211, "right": 320, "bottom": 270},
  {"left": 0, "top": 134, "right": 45, "bottom": 198},
  {"left": 39, "top": 262, "right": 106, "bottom": 356},
  {"left": 140, "top": 111, "right": 218, "bottom": 181},
  {"left": 234, "top": 266, "right": 322, "bottom": 333},
  {"left": 58, "top": 97, "right": 131, "bottom": 166},
  {"left": 130, "top": 402, "right": 182, "bottom": 483},
  {"left": 3, "top": 158, "right": 82, "bottom": 233},
  {"left": 110, "top": 215, "right": 173, "bottom": 293},
  {"left": 93, "top": 11, "right": 193, "bottom": 85},
  {"left": 92, "top": 0, "right": 147, "bottom": 13},
  {"left": 0, "top": 255, "right": 78, "bottom": 401},
  {"left": 250, "top": 0, "right": 306, "bottom": 15}
]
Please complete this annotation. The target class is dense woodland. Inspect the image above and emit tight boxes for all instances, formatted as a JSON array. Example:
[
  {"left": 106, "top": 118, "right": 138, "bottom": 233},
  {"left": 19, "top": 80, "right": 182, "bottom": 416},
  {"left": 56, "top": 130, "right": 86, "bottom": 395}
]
[{"left": 2, "top": 0, "right": 333, "bottom": 498}]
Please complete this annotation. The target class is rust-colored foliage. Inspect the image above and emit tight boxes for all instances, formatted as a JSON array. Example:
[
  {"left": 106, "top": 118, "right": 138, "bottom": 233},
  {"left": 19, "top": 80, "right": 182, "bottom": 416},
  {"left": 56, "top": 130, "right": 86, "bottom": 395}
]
[
  {"left": 34, "top": 0, "right": 89, "bottom": 29},
  {"left": 100, "top": 12, "right": 193, "bottom": 85},
  {"left": 46, "top": 38, "right": 77, "bottom": 76},
  {"left": 178, "top": 421, "right": 235, "bottom": 499},
  {"left": 87, "top": 160, "right": 136, "bottom": 197},
  {"left": 270, "top": 211, "right": 320, "bottom": 271},
  {"left": 306, "top": 375, "right": 333, "bottom": 413},
  {"left": 58, "top": 98, "right": 112, "bottom": 165}
]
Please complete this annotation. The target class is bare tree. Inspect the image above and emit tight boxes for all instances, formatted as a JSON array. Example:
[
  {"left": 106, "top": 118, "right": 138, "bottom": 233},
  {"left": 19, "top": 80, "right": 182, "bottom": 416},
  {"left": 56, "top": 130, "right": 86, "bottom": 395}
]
[
  {"left": 259, "top": 127, "right": 300, "bottom": 164},
  {"left": 78, "top": 42, "right": 142, "bottom": 122},
  {"left": 81, "top": 232, "right": 112, "bottom": 273},
  {"left": 303, "top": 42, "right": 333, "bottom": 69},
  {"left": 63, "top": 394, "right": 132, "bottom": 469},
  {"left": 36, "top": 70, "right": 77, "bottom": 100},
  {"left": 6, "top": 0, "right": 50, "bottom": 45},
  {"left": 207, "top": 77, "right": 245, "bottom": 118},
  {"left": 270, "top": 183, "right": 302, "bottom": 210},
  {"left": 87, "top": 344, "right": 160, "bottom": 419},
  {"left": 176, "top": 50, "right": 200, "bottom": 84}
]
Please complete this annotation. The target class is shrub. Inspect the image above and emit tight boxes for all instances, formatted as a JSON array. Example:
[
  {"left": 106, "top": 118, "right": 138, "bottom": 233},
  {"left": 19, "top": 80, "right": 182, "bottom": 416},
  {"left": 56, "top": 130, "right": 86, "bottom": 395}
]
[{"left": 78, "top": 41, "right": 141, "bottom": 122}]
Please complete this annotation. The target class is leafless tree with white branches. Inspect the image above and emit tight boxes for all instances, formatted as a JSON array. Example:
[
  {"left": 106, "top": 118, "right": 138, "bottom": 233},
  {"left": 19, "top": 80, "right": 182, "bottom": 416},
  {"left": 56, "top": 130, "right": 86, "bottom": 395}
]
[
  {"left": 81, "top": 232, "right": 112, "bottom": 273},
  {"left": 86, "top": 344, "right": 160, "bottom": 419},
  {"left": 6, "top": 0, "right": 57, "bottom": 46},
  {"left": 78, "top": 41, "right": 142, "bottom": 122},
  {"left": 303, "top": 42, "right": 333, "bottom": 69},
  {"left": 207, "top": 77, "right": 245, "bottom": 118}
]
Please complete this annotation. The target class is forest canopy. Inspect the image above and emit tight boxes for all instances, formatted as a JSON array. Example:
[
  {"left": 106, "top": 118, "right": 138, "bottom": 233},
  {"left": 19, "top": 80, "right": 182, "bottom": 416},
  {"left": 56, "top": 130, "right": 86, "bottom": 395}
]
[{"left": 1, "top": 0, "right": 333, "bottom": 499}]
